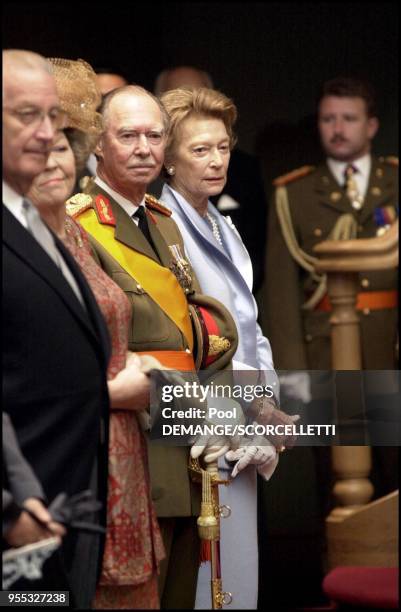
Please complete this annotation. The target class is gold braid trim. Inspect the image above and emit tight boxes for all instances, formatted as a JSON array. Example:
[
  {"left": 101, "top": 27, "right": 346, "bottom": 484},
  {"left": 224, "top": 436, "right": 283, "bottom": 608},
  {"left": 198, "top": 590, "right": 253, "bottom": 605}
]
[
  {"left": 145, "top": 193, "right": 172, "bottom": 216},
  {"left": 66, "top": 193, "right": 94, "bottom": 218},
  {"left": 273, "top": 165, "right": 315, "bottom": 187},
  {"left": 275, "top": 186, "right": 357, "bottom": 310},
  {"left": 208, "top": 335, "right": 231, "bottom": 356}
]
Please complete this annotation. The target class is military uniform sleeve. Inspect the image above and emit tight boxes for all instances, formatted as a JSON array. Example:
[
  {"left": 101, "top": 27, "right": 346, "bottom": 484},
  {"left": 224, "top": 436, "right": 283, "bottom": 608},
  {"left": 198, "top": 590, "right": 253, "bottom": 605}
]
[{"left": 264, "top": 188, "right": 308, "bottom": 369}]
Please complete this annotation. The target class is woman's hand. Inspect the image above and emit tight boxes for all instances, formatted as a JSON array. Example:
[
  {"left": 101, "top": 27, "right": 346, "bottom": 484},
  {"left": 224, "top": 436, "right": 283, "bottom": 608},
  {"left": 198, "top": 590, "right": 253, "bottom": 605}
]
[
  {"left": 125, "top": 351, "right": 142, "bottom": 368},
  {"left": 108, "top": 354, "right": 150, "bottom": 410},
  {"left": 225, "top": 438, "right": 279, "bottom": 480}
]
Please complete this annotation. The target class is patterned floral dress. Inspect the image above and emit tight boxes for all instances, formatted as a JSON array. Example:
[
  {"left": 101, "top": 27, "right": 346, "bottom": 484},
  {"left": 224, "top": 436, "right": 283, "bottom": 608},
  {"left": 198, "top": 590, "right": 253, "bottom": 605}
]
[{"left": 63, "top": 216, "right": 165, "bottom": 609}]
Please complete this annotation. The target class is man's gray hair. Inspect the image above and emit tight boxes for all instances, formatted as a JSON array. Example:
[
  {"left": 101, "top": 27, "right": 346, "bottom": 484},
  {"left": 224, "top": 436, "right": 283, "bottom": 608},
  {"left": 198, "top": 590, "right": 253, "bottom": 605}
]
[
  {"left": 3, "top": 50, "right": 54, "bottom": 100},
  {"left": 3, "top": 49, "right": 52, "bottom": 75},
  {"left": 99, "top": 84, "right": 171, "bottom": 133}
]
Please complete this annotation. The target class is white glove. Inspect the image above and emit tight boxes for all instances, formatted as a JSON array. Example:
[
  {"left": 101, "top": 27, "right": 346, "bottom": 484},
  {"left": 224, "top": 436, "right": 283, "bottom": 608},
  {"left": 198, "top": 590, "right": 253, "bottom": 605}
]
[
  {"left": 225, "top": 438, "right": 278, "bottom": 480},
  {"left": 190, "top": 396, "right": 244, "bottom": 463},
  {"left": 190, "top": 437, "right": 232, "bottom": 463}
]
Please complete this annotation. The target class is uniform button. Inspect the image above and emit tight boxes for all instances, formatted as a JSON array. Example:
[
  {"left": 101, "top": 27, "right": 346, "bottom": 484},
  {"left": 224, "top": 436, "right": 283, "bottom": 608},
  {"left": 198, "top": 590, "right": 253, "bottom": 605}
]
[
  {"left": 330, "top": 191, "right": 342, "bottom": 202},
  {"left": 361, "top": 278, "right": 370, "bottom": 288},
  {"left": 363, "top": 308, "right": 370, "bottom": 316},
  {"left": 305, "top": 334, "right": 313, "bottom": 342},
  {"left": 313, "top": 228, "right": 322, "bottom": 237},
  {"left": 185, "top": 348, "right": 191, "bottom": 354},
  {"left": 371, "top": 186, "right": 382, "bottom": 196},
  {"left": 136, "top": 284, "right": 142, "bottom": 291}
]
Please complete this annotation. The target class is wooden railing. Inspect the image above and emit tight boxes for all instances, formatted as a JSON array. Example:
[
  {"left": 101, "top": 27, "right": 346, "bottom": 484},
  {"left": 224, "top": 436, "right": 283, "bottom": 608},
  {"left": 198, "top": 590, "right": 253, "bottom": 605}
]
[{"left": 313, "top": 220, "right": 398, "bottom": 567}]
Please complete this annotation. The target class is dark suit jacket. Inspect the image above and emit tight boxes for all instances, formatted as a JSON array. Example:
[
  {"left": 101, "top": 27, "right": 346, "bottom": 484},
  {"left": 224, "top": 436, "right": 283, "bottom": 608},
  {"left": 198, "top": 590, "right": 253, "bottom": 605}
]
[{"left": 2, "top": 205, "right": 110, "bottom": 590}]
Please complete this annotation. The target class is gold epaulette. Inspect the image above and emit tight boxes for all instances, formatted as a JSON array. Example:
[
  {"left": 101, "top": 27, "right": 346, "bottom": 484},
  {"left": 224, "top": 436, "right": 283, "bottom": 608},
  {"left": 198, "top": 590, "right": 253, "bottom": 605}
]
[
  {"left": 79, "top": 175, "right": 95, "bottom": 191},
  {"left": 273, "top": 165, "right": 315, "bottom": 187},
  {"left": 66, "top": 193, "right": 94, "bottom": 218},
  {"left": 145, "top": 193, "right": 172, "bottom": 216},
  {"left": 381, "top": 155, "right": 399, "bottom": 167}
]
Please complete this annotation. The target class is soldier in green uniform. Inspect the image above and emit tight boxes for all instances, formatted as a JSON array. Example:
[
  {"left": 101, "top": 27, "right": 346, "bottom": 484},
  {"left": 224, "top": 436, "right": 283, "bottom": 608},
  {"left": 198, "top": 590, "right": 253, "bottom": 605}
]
[
  {"left": 265, "top": 76, "right": 398, "bottom": 371},
  {"left": 259, "top": 77, "right": 398, "bottom": 608},
  {"left": 68, "top": 85, "right": 239, "bottom": 609},
  {"left": 265, "top": 76, "right": 398, "bottom": 492}
]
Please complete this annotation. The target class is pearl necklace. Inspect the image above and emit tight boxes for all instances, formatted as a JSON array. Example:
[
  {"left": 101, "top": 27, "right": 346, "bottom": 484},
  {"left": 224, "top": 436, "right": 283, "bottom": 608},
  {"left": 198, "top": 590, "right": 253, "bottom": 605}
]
[{"left": 206, "top": 212, "right": 223, "bottom": 245}]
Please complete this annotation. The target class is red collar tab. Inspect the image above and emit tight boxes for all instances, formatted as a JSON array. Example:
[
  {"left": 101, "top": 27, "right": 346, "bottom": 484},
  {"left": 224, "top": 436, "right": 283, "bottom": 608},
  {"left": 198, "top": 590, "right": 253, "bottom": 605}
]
[{"left": 95, "top": 195, "right": 116, "bottom": 226}]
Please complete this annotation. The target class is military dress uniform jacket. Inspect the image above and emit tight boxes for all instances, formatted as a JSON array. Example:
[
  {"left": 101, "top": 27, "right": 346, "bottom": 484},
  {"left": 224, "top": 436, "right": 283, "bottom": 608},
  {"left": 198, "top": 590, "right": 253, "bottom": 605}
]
[
  {"left": 265, "top": 157, "right": 398, "bottom": 370},
  {"left": 68, "top": 179, "right": 239, "bottom": 518}
]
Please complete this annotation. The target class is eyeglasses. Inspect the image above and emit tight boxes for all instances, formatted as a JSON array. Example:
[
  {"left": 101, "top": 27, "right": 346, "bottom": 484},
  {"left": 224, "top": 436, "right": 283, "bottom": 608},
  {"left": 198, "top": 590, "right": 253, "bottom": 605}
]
[
  {"left": 3, "top": 106, "right": 67, "bottom": 129},
  {"left": 117, "top": 130, "right": 165, "bottom": 146}
]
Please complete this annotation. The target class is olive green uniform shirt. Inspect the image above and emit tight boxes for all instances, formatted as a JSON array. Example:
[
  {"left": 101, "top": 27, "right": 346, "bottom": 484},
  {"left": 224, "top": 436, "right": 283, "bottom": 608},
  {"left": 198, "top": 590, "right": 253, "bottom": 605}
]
[
  {"left": 71, "top": 179, "right": 238, "bottom": 518},
  {"left": 265, "top": 156, "right": 398, "bottom": 370}
]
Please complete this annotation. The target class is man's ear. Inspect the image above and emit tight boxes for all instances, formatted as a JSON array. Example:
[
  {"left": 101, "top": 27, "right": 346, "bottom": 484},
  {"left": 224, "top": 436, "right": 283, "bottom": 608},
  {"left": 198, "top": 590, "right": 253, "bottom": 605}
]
[
  {"left": 94, "top": 136, "right": 104, "bottom": 160},
  {"left": 367, "top": 116, "right": 379, "bottom": 141}
]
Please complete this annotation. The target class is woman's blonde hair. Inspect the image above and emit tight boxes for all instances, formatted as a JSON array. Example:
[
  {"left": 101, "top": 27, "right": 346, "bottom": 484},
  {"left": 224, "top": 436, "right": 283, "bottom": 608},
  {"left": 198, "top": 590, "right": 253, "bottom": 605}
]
[{"left": 160, "top": 87, "right": 238, "bottom": 162}]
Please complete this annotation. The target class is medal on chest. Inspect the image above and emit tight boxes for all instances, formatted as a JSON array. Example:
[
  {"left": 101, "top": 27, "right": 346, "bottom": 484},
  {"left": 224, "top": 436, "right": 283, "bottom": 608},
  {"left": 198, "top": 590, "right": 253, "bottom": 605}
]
[
  {"left": 169, "top": 244, "right": 193, "bottom": 291},
  {"left": 374, "top": 205, "right": 397, "bottom": 236}
]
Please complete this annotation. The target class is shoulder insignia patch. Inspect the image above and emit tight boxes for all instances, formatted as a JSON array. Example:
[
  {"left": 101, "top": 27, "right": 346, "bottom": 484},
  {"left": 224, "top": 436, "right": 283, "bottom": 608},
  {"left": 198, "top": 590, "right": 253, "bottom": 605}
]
[
  {"left": 273, "top": 165, "right": 315, "bottom": 187},
  {"left": 66, "top": 193, "right": 93, "bottom": 218},
  {"left": 145, "top": 193, "right": 172, "bottom": 216},
  {"left": 384, "top": 155, "right": 399, "bottom": 167},
  {"left": 94, "top": 194, "right": 116, "bottom": 226}
]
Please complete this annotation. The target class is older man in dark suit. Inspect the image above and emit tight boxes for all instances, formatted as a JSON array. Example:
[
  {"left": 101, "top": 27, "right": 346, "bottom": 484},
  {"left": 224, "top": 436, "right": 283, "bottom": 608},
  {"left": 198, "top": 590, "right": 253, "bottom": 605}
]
[{"left": 2, "top": 49, "right": 110, "bottom": 608}]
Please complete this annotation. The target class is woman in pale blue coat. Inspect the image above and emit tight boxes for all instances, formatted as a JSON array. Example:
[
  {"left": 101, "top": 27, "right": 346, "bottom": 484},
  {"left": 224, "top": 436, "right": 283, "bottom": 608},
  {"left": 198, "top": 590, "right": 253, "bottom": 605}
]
[{"left": 159, "top": 86, "right": 281, "bottom": 609}]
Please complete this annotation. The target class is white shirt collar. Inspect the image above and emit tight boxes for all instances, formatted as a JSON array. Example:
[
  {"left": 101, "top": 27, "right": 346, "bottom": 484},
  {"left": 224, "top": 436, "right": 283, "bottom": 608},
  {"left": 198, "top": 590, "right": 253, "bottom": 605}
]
[
  {"left": 86, "top": 153, "right": 97, "bottom": 176},
  {"left": 2, "top": 181, "right": 28, "bottom": 228},
  {"left": 94, "top": 175, "right": 145, "bottom": 219},
  {"left": 327, "top": 153, "right": 371, "bottom": 197}
]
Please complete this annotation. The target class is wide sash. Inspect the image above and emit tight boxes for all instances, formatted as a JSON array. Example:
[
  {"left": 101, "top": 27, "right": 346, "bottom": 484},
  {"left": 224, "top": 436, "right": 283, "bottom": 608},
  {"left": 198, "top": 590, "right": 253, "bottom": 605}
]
[
  {"left": 137, "top": 350, "right": 195, "bottom": 371},
  {"left": 78, "top": 208, "right": 194, "bottom": 351}
]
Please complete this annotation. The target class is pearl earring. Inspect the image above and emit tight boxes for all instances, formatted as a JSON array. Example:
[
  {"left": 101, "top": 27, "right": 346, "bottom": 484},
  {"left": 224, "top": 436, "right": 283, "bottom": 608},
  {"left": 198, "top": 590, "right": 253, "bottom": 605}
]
[{"left": 167, "top": 166, "right": 175, "bottom": 176}]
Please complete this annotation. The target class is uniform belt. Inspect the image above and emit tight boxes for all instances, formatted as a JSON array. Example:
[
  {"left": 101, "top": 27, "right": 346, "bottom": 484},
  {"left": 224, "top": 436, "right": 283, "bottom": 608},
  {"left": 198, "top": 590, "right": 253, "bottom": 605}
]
[
  {"left": 137, "top": 350, "right": 196, "bottom": 371},
  {"left": 315, "top": 290, "right": 398, "bottom": 312}
]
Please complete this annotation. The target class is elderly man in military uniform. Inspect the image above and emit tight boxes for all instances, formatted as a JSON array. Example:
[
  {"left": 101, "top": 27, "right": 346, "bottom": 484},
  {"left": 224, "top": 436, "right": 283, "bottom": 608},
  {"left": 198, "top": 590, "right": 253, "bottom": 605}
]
[
  {"left": 260, "top": 77, "right": 398, "bottom": 608},
  {"left": 67, "top": 85, "right": 242, "bottom": 609}
]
